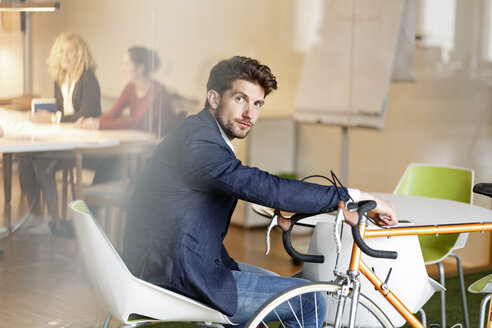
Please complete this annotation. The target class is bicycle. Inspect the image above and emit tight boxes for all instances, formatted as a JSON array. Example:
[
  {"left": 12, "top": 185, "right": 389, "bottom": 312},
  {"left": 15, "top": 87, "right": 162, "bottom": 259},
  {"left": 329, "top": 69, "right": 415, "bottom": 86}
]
[{"left": 245, "top": 183, "right": 492, "bottom": 328}]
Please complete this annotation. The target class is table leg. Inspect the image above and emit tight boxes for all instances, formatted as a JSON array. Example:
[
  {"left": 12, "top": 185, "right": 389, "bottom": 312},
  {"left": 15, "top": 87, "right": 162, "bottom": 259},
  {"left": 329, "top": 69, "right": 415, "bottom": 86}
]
[{"left": 2, "top": 153, "right": 12, "bottom": 235}]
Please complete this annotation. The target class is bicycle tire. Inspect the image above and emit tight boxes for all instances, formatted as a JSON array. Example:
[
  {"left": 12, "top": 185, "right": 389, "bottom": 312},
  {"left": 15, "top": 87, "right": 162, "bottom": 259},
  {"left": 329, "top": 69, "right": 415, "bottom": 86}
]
[{"left": 245, "top": 282, "right": 394, "bottom": 328}]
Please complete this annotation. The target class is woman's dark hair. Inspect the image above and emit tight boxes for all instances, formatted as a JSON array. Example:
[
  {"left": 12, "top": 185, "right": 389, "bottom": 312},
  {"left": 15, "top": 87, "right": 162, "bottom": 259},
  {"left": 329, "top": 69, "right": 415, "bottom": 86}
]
[
  {"left": 205, "top": 56, "right": 278, "bottom": 109},
  {"left": 128, "top": 46, "right": 161, "bottom": 76}
]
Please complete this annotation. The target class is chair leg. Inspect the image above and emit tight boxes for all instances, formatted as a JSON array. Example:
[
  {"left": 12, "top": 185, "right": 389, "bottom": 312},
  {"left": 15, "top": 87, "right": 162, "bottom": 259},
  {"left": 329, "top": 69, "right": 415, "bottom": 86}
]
[
  {"left": 116, "top": 208, "right": 125, "bottom": 251},
  {"left": 105, "top": 205, "right": 111, "bottom": 233},
  {"left": 479, "top": 294, "right": 491, "bottom": 328},
  {"left": 417, "top": 308, "right": 427, "bottom": 327},
  {"left": 62, "top": 168, "right": 68, "bottom": 219},
  {"left": 450, "top": 252, "right": 469, "bottom": 328},
  {"left": 437, "top": 261, "right": 446, "bottom": 328},
  {"left": 69, "top": 168, "right": 76, "bottom": 200},
  {"left": 102, "top": 313, "right": 112, "bottom": 328}
]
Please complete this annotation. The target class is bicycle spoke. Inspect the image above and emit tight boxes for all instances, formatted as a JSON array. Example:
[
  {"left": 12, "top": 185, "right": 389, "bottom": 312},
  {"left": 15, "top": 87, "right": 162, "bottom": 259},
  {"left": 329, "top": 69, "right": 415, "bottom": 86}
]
[
  {"left": 246, "top": 282, "right": 394, "bottom": 328},
  {"left": 314, "top": 292, "right": 318, "bottom": 328},
  {"left": 300, "top": 294, "right": 304, "bottom": 328},
  {"left": 273, "top": 308, "right": 285, "bottom": 328}
]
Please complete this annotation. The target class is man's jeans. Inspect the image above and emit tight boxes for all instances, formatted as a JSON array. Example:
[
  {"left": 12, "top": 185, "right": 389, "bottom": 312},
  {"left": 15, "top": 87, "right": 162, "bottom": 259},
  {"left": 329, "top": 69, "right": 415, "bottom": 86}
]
[{"left": 228, "top": 263, "right": 326, "bottom": 328}]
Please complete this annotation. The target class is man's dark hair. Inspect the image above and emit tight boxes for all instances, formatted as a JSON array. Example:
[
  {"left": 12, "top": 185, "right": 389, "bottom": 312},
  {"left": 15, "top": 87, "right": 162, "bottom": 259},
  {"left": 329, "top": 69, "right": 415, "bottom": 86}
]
[{"left": 204, "top": 56, "right": 278, "bottom": 109}]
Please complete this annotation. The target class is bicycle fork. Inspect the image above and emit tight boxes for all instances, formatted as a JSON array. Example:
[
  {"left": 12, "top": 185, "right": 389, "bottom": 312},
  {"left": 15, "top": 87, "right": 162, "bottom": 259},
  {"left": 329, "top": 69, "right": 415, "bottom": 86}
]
[
  {"left": 332, "top": 273, "right": 362, "bottom": 328},
  {"left": 348, "top": 278, "right": 362, "bottom": 327}
]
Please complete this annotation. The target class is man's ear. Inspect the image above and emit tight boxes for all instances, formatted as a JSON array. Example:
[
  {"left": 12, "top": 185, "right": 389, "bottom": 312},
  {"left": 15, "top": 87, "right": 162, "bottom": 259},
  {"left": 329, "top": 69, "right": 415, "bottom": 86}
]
[{"left": 207, "top": 90, "right": 220, "bottom": 110}]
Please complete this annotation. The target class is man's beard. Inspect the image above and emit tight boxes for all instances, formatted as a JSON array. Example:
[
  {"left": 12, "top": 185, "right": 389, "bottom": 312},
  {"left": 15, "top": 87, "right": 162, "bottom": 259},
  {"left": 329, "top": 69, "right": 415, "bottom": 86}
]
[{"left": 218, "top": 117, "right": 252, "bottom": 140}]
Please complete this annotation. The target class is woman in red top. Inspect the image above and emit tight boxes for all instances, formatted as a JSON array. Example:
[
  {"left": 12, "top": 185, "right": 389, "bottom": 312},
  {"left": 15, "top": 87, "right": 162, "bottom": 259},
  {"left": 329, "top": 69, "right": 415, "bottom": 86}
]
[
  {"left": 77, "top": 46, "right": 179, "bottom": 135},
  {"left": 77, "top": 46, "right": 184, "bottom": 185}
]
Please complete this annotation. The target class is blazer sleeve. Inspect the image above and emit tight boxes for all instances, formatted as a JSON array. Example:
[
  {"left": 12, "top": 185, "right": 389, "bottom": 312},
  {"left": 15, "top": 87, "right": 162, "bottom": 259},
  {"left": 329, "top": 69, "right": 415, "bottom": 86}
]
[
  {"left": 182, "top": 130, "right": 349, "bottom": 214},
  {"left": 61, "top": 70, "right": 102, "bottom": 122}
]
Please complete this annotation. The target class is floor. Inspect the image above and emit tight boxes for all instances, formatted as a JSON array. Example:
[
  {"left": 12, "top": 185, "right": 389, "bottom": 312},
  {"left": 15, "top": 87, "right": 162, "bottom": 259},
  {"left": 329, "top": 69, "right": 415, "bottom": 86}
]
[
  {"left": 0, "top": 216, "right": 303, "bottom": 328},
  {"left": 0, "top": 162, "right": 488, "bottom": 327},
  {"left": 0, "top": 161, "right": 304, "bottom": 327}
]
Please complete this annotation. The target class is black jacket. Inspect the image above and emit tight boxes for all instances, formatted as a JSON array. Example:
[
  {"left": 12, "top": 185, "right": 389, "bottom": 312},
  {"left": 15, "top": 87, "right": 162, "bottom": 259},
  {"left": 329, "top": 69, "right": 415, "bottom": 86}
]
[{"left": 54, "top": 69, "right": 101, "bottom": 122}]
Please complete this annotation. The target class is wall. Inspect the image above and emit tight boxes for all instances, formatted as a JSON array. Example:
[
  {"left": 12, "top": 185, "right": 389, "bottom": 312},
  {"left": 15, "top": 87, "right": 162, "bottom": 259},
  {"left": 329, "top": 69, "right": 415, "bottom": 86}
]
[
  {"left": 30, "top": 0, "right": 302, "bottom": 114},
  {"left": 4, "top": 0, "right": 492, "bottom": 268},
  {"left": 292, "top": 0, "right": 492, "bottom": 267},
  {"left": 0, "top": 13, "right": 23, "bottom": 98},
  {"left": 295, "top": 45, "right": 492, "bottom": 267}
]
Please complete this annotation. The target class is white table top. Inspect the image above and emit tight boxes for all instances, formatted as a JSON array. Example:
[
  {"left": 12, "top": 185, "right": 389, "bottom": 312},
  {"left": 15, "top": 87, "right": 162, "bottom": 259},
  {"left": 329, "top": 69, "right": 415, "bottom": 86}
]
[
  {"left": 0, "top": 107, "right": 156, "bottom": 153},
  {"left": 253, "top": 192, "right": 492, "bottom": 227},
  {"left": 373, "top": 192, "right": 492, "bottom": 225}
]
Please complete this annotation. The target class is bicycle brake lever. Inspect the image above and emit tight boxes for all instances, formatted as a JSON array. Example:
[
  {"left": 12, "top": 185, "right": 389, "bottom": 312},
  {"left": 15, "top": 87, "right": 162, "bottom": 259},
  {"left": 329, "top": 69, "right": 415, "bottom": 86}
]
[
  {"left": 265, "top": 213, "right": 279, "bottom": 255},
  {"left": 334, "top": 208, "right": 344, "bottom": 255}
]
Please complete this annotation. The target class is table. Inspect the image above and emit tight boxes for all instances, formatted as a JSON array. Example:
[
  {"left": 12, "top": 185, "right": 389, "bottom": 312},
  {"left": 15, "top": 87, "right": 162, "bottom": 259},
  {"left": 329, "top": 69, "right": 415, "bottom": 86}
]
[
  {"left": 372, "top": 193, "right": 492, "bottom": 225},
  {"left": 0, "top": 107, "right": 157, "bottom": 234},
  {"left": 289, "top": 193, "right": 492, "bottom": 226},
  {"left": 374, "top": 193, "right": 492, "bottom": 266},
  {"left": 253, "top": 192, "right": 492, "bottom": 262}
]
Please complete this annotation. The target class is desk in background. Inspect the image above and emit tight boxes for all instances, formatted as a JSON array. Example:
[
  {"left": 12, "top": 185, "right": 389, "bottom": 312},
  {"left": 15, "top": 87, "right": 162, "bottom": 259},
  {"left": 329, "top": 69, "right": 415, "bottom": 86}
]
[
  {"left": 0, "top": 106, "right": 157, "bottom": 234},
  {"left": 0, "top": 95, "right": 37, "bottom": 111}
]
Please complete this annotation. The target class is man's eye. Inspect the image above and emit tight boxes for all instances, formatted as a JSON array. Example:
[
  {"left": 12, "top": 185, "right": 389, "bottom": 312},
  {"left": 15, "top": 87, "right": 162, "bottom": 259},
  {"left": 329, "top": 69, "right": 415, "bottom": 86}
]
[
  {"left": 236, "top": 96, "right": 245, "bottom": 103},
  {"left": 254, "top": 102, "right": 263, "bottom": 108}
]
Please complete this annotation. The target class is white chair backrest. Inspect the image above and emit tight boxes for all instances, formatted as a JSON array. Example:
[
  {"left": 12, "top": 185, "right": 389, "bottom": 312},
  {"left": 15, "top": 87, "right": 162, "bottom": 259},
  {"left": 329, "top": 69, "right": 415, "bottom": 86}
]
[
  {"left": 70, "top": 200, "right": 232, "bottom": 325},
  {"left": 71, "top": 200, "right": 132, "bottom": 320}
]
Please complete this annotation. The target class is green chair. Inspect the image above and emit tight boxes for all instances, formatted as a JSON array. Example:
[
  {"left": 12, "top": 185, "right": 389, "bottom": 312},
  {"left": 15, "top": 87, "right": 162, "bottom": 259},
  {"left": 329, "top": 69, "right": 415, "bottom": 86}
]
[
  {"left": 393, "top": 163, "right": 474, "bottom": 328},
  {"left": 468, "top": 273, "right": 492, "bottom": 328}
]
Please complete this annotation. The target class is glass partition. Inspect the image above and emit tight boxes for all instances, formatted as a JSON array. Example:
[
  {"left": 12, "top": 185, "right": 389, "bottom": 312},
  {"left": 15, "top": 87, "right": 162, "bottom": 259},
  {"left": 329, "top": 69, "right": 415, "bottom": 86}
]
[{"left": 0, "top": 1, "right": 492, "bottom": 326}]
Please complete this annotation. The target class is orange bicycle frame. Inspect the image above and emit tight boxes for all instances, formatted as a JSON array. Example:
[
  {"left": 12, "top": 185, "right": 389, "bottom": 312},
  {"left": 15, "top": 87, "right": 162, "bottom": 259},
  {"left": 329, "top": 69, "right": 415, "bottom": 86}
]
[{"left": 350, "top": 222, "right": 492, "bottom": 328}]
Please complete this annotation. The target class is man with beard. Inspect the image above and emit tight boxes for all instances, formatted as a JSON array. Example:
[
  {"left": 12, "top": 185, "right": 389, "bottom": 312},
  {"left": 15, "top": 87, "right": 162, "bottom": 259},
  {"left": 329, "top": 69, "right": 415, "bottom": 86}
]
[{"left": 122, "top": 56, "right": 397, "bottom": 327}]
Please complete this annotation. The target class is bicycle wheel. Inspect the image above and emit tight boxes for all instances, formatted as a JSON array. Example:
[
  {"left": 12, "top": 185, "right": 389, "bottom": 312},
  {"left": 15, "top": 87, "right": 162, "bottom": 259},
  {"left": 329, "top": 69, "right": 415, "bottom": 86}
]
[{"left": 245, "top": 282, "right": 394, "bottom": 328}]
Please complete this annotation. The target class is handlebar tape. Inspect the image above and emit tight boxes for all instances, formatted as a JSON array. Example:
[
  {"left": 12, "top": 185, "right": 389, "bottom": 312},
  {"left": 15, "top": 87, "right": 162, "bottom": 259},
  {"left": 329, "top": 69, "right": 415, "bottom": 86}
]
[
  {"left": 352, "top": 200, "right": 398, "bottom": 260},
  {"left": 282, "top": 213, "right": 325, "bottom": 264},
  {"left": 281, "top": 200, "right": 398, "bottom": 264},
  {"left": 473, "top": 183, "right": 492, "bottom": 198}
]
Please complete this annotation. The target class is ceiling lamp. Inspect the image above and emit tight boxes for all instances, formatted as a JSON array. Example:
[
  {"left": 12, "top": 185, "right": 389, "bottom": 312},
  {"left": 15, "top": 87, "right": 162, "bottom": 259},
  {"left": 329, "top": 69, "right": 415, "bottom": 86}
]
[{"left": 0, "top": 2, "right": 59, "bottom": 12}]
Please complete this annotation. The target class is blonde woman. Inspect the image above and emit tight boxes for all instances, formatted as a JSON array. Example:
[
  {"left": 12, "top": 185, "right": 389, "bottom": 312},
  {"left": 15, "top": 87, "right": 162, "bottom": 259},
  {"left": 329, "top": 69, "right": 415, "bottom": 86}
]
[
  {"left": 20, "top": 33, "right": 101, "bottom": 238},
  {"left": 32, "top": 32, "right": 101, "bottom": 123}
]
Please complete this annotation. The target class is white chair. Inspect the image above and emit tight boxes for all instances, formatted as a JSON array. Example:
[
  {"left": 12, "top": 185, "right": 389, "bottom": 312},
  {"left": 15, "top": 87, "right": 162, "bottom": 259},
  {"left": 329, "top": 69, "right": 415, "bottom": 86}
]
[
  {"left": 82, "top": 146, "right": 153, "bottom": 249},
  {"left": 468, "top": 273, "right": 492, "bottom": 328},
  {"left": 70, "top": 200, "right": 233, "bottom": 328}
]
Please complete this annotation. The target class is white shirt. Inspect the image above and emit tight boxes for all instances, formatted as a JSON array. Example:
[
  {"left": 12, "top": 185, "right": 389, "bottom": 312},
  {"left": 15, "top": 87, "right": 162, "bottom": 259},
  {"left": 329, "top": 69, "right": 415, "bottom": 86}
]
[
  {"left": 215, "top": 119, "right": 361, "bottom": 202},
  {"left": 60, "top": 74, "right": 76, "bottom": 116},
  {"left": 216, "top": 120, "right": 235, "bottom": 153},
  {"left": 347, "top": 188, "right": 361, "bottom": 203}
]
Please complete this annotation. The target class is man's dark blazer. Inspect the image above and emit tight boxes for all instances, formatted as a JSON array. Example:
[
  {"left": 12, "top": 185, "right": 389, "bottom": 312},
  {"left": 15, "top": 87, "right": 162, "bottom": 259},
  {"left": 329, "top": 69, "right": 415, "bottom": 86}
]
[{"left": 122, "top": 108, "right": 349, "bottom": 316}]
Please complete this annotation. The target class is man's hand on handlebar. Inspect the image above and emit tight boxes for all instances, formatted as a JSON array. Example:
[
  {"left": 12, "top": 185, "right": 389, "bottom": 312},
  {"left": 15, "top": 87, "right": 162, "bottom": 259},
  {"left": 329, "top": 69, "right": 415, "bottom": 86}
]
[
  {"left": 338, "top": 201, "right": 359, "bottom": 226},
  {"left": 339, "top": 193, "right": 398, "bottom": 227},
  {"left": 274, "top": 210, "right": 292, "bottom": 232},
  {"left": 359, "top": 192, "right": 398, "bottom": 226}
]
